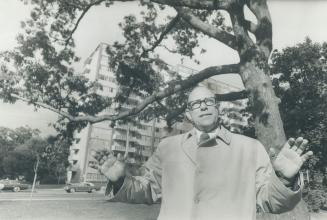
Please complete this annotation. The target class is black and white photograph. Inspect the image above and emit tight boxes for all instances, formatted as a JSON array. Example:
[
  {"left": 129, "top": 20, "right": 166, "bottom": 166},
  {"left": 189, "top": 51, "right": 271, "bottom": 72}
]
[{"left": 0, "top": 0, "right": 326, "bottom": 220}]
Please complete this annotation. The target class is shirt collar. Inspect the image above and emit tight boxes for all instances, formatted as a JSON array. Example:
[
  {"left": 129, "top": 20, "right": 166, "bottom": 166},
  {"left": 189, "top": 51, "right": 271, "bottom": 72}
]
[{"left": 184, "top": 125, "right": 232, "bottom": 145}]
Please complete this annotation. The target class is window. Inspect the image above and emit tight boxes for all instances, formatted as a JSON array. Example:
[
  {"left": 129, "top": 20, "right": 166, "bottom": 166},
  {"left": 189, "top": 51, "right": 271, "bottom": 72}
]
[{"left": 98, "top": 74, "right": 108, "bottom": 81}]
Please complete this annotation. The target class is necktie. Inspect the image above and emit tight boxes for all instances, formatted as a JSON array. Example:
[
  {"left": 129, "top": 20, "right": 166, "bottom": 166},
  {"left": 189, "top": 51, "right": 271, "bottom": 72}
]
[{"left": 198, "top": 132, "right": 210, "bottom": 146}]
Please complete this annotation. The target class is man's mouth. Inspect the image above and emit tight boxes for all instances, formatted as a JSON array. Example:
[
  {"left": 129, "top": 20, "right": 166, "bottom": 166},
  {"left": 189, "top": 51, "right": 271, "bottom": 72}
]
[{"left": 199, "top": 113, "right": 212, "bottom": 117}]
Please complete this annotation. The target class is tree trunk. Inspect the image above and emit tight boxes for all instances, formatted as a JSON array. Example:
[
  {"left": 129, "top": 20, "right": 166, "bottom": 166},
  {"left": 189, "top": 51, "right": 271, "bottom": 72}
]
[
  {"left": 241, "top": 59, "right": 310, "bottom": 220},
  {"left": 30, "top": 157, "right": 39, "bottom": 199},
  {"left": 240, "top": 61, "right": 286, "bottom": 150}
]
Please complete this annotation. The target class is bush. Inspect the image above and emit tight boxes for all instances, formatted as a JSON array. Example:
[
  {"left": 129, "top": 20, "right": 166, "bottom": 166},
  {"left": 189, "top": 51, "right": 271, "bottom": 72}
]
[{"left": 303, "top": 189, "right": 327, "bottom": 212}]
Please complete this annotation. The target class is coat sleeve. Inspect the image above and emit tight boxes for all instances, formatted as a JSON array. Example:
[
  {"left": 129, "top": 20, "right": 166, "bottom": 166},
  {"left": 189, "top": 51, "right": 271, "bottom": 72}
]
[
  {"left": 255, "top": 141, "right": 302, "bottom": 214},
  {"left": 108, "top": 141, "right": 163, "bottom": 205}
]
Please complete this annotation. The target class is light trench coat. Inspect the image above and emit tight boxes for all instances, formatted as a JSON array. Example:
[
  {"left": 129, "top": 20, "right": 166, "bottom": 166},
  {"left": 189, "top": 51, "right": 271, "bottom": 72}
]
[{"left": 110, "top": 126, "right": 301, "bottom": 220}]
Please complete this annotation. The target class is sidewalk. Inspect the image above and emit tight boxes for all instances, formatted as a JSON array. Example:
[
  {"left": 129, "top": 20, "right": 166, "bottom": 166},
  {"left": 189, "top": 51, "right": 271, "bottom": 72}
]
[{"left": 310, "top": 210, "right": 327, "bottom": 220}]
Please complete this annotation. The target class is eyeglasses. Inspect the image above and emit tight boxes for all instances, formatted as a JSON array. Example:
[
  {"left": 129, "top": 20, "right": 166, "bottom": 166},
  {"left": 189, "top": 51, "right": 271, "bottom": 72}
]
[{"left": 187, "top": 97, "right": 216, "bottom": 110}]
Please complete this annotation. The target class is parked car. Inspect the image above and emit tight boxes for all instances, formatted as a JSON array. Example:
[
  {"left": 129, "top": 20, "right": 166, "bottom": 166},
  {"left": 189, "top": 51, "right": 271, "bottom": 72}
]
[
  {"left": 0, "top": 179, "right": 30, "bottom": 192},
  {"left": 64, "top": 182, "right": 99, "bottom": 193}
]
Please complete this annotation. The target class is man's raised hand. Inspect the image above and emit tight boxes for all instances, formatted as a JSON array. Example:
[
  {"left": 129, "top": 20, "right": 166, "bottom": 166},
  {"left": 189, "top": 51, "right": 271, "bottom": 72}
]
[
  {"left": 271, "top": 137, "right": 313, "bottom": 184},
  {"left": 89, "top": 149, "right": 126, "bottom": 182}
]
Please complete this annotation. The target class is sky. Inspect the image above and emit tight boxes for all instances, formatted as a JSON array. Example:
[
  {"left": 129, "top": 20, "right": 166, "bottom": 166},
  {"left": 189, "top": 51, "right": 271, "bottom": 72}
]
[{"left": 0, "top": 0, "right": 327, "bottom": 136}]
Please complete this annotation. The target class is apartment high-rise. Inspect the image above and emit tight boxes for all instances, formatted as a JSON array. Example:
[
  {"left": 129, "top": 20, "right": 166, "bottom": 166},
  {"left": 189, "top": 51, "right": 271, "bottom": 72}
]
[{"left": 67, "top": 43, "right": 191, "bottom": 183}]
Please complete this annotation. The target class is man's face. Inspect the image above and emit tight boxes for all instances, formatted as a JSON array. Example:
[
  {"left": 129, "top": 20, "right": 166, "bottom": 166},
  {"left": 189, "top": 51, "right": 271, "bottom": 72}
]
[{"left": 186, "top": 87, "right": 219, "bottom": 132}]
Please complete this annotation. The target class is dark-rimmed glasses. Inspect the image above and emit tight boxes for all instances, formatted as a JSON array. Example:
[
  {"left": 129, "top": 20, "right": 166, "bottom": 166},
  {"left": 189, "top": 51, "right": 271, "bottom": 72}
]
[{"left": 187, "top": 97, "right": 216, "bottom": 111}]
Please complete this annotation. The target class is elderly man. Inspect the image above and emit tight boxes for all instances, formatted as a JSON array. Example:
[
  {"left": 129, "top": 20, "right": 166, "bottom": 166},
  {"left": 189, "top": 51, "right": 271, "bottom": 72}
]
[{"left": 92, "top": 86, "right": 313, "bottom": 220}]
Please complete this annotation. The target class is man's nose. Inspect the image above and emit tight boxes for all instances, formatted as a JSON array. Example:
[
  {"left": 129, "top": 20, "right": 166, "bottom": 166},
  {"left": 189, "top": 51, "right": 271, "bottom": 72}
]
[{"left": 200, "top": 102, "right": 208, "bottom": 110}]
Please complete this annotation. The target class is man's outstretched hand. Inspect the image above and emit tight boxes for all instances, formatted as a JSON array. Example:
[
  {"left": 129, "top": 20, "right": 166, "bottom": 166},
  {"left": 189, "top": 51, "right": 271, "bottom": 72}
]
[
  {"left": 270, "top": 137, "right": 313, "bottom": 185},
  {"left": 89, "top": 149, "right": 126, "bottom": 182}
]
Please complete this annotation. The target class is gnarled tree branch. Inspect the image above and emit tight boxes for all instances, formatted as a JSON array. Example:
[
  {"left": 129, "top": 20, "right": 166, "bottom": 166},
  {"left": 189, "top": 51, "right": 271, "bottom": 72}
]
[
  {"left": 10, "top": 63, "right": 240, "bottom": 123},
  {"left": 65, "top": 0, "right": 106, "bottom": 45},
  {"left": 151, "top": 0, "right": 233, "bottom": 10},
  {"left": 215, "top": 90, "right": 248, "bottom": 101},
  {"left": 229, "top": 5, "right": 255, "bottom": 59},
  {"left": 175, "top": 7, "right": 238, "bottom": 51},
  {"left": 245, "top": 0, "right": 272, "bottom": 58},
  {"left": 112, "top": 0, "right": 234, "bottom": 10},
  {"left": 244, "top": 20, "right": 257, "bottom": 34},
  {"left": 141, "top": 14, "right": 181, "bottom": 57}
]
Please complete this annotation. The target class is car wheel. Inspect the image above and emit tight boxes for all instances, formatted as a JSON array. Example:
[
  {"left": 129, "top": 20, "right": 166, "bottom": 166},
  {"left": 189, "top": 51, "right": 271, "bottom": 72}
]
[
  {"left": 13, "top": 187, "right": 20, "bottom": 192},
  {"left": 70, "top": 188, "right": 75, "bottom": 193},
  {"left": 88, "top": 188, "right": 96, "bottom": 193}
]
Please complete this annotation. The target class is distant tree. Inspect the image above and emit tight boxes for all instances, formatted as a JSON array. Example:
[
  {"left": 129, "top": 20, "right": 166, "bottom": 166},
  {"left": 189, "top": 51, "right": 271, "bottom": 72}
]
[
  {"left": 0, "top": 127, "right": 70, "bottom": 183},
  {"left": 269, "top": 39, "right": 327, "bottom": 212},
  {"left": 43, "top": 136, "right": 70, "bottom": 184},
  {"left": 2, "top": 137, "right": 48, "bottom": 182},
  {"left": 0, "top": 126, "right": 40, "bottom": 178},
  {"left": 270, "top": 38, "right": 327, "bottom": 177}
]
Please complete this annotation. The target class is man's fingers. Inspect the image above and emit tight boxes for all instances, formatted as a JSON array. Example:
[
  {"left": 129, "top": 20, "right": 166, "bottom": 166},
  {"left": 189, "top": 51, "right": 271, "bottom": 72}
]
[
  {"left": 296, "top": 139, "right": 309, "bottom": 154},
  {"left": 290, "top": 137, "right": 303, "bottom": 150},
  {"left": 287, "top": 138, "right": 296, "bottom": 148},
  {"left": 301, "top": 151, "right": 313, "bottom": 162},
  {"left": 294, "top": 137, "right": 304, "bottom": 147}
]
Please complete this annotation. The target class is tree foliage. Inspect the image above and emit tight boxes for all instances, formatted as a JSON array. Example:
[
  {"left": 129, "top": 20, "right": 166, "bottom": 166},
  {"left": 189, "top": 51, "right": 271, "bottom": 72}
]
[
  {"left": 0, "top": 0, "right": 242, "bottom": 142},
  {"left": 0, "top": 126, "right": 69, "bottom": 183},
  {"left": 270, "top": 38, "right": 327, "bottom": 176},
  {"left": 0, "top": 126, "right": 40, "bottom": 178}
]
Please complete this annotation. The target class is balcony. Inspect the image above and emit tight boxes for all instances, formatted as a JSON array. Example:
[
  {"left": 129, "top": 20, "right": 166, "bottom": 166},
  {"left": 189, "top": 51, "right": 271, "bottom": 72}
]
[
  {"left": 111, "top": 145, "right": 136, "bottom": 153},
  {"left": 112, "top": 134, "right": 140, "bottom": 144},
  {"left": 141, "top": 150, "right": 152, "bottom": 157},
  {"left": 113, "top": 134, "right": 127, "bottom": 141},
  {"left": 115, "top": 124, "right": 139, "bottom": 132},
  {"left": 137, "top": 139, "right": 152, "bottom": 147},
  {"left": 115, "top": 124, "right": 128, "bottom": 130}
]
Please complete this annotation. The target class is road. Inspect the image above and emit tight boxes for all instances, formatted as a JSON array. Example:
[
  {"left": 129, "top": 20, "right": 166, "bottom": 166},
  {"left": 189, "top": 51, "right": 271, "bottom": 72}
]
[
  {"left": 0, "top": 189, "right": 160, "bottom": 220},
  {"left": 1, "top": 189, "right": 326, "bottom": 220}
]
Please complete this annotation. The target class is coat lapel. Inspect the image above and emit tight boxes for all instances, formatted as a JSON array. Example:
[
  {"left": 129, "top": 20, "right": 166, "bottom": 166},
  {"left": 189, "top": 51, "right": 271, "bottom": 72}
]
[
  {"left": 215, "top": 126, "right": 232, "bottom": 145},
  {"left": 181, "top": 129, "right": 198, "bottom": 166}
]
